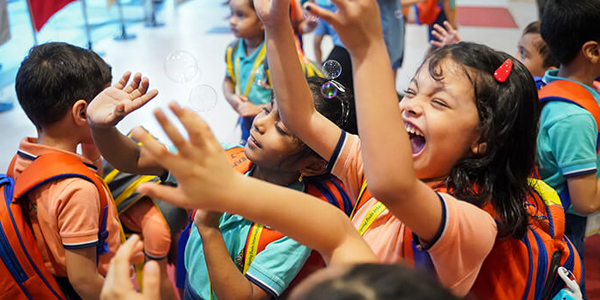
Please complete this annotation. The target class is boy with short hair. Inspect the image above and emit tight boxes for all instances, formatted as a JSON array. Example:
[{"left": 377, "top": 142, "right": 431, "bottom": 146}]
[
  {"left": 537, "top": 0, "right": 600, "bottom": 295},
  {"left": 12, "top": 42, "right": 122, "bottom": 300}
]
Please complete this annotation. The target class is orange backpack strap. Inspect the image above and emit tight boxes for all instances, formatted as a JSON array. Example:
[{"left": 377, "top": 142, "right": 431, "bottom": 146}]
[
  {"left": 539, "top": 80, "right": 600, "bottom": 154},
  {"left": 13, "top": 152, "right": 112, "bottom": 261}
]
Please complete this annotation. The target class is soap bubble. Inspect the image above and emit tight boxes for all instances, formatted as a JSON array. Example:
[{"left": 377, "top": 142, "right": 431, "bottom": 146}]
[
  {"left": 321, "top": 81, "right": 338, "bottom": 99},
  {"left": 164, "top": 50, "right": 200, "bottom": 83},
  {"left": 322, "top": 60, "right": 342, "bottom": 80},
  {"left": 254, "top": 68, "right": 271, "bottom": 89},
  {"left": 395, "top": 9, "right": 404, "bottom": 19},
  {"left": 189, "top": 84, "right": 218, "bottom": 112}
]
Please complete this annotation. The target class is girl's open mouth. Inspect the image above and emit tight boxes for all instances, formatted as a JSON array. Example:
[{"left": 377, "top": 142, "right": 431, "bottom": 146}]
[{"left": 405, "top": 122, "right": 426, "bottom": 155}]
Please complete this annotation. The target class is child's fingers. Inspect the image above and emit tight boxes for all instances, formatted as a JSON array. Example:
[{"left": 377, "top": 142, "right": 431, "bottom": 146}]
[
  {"left": 132, "top": 126, "right": 186, "bottom": 171},
  {"left": 141, "top": 261, "right": 161, "bottom": 300},
  {"left": 304, "top": 2, "right": 339, "bottom": 28},
  {"left": 168, "top": 102, "right": 216, "bottom": 149},
  {"left": 124, "top": 73, "right": 142, "bottom": 94},
  {"left": 153, "top": 108, "right": 194, "bottom": 157},
  {"left": 431, "top": 30, "right": 444, "bottom": 42},
  {"left": 107, "top": 235, "right": 141, "bottom": 287},
  {"left": 137, "top": 183, "right": 194, "bottom": 209},
  {"left": 125, "top": 89, "right": 158, "bottom": 114},
  {"left": 443, "top": 20, "right": 455, "bottom": 31},
  {"left": 432, "top": 23, "right": 447, "bottom": 36},
  {"left": 430, "top": 40, "right": 443, "bottom": 48},
  {"left": 130, "top": 77, "right": 151, "bottom": 99},
  {"left": 114, "top": 71, "right": 132, "bottom": 90}
]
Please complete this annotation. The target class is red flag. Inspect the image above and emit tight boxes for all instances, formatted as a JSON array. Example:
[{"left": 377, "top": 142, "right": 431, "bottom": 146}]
[{"left": 28, "top": 0, "right": 76, "bottom": 31}]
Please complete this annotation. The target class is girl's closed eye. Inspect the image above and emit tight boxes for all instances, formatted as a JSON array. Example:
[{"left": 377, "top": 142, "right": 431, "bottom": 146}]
[
  {"left": 403, "top": 88, "right": 417, "bottom": 98},
  {"left": 431, "top": 98, "right": 449, "bottom": 108}
]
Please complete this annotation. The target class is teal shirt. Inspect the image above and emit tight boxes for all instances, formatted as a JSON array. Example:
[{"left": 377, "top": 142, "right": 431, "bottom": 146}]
[
  {"left": 230, "top": 40, "right": 272, "bottom": 105},
  {"left": 184, "top": 144, "right": 310, "bottom": 299},
  {"left": 537, "top": 69, "right": 600, "bottom": 215}
]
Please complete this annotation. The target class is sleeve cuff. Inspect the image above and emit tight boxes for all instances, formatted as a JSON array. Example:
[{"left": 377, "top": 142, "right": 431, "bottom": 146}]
[
  {"left": 326, "top": 131, "right": 347, "bottom": 173},
  {"left": 416, "top": 192, "right": 448, "bottom": 251},
  {"left": 245, "top": 272, "right": 280, "bottom": 299},
  {"left": 562, "top": 162, "right": 597, "bottom": 178}
]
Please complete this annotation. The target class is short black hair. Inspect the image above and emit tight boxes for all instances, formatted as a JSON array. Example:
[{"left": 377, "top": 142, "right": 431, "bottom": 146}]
[
  {"left": 15, "top": 42, "right": 112, "bottom": 130},
  {"left": 540, "top": 0, "right": 600, "bottom": 65},
  {"left": 523, "top": 21, "right": 559, "bottom": 69},
  {"left": 294, "top": 263, "right": 461, "bottom": 300}
]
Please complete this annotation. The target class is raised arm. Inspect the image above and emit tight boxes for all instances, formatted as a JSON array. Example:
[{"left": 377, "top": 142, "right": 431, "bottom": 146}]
[
  {"left": 305, "top": 0, "right": 443, "bottom": 241},
  {"left": 135, "top": 102, "right": 377, "bottom": 265},
  {"left": 254, "top": 0, "right": 341, "bottom": 161},
  {"left": 87, "top": 72, "right": 164, "bottom": 176}
]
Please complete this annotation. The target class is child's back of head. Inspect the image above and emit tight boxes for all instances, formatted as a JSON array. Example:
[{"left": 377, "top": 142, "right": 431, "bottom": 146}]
[
  {"left": 540, "top": 0, "right": 600, "bottom": 67},
  {"left": 15, "top": 42, "right": 111, "bottom": 131}
]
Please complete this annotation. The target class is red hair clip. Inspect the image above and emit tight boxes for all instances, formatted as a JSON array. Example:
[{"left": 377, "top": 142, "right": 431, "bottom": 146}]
[{"left": 494, "top": 59, "right": 513, "bottom": 83}]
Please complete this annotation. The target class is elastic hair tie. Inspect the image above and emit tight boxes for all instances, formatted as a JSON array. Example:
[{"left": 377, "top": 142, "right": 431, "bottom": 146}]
[{"left": 494, "top": 58, "right": 513, "bottom": 83}]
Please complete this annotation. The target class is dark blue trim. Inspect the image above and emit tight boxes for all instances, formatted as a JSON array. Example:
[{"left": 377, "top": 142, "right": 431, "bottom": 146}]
[
  {"left": 14, "top": 174, "right": 94, "bottom": 203},
  {"left": 63, "top": 242, "right": 99, "bottom": 250},
  {"left": 3, "top": 177, "right": 65, "bottom": 299},
  {"left": 17, "top": 151, "right": 37, "bottom": 161},
  {"left": 557, "top": 188, "right": 572, "bottom": 216},
  {"left": 326, "top": 131, "right": 346, "bottom": 173},
  {"left": 521, "top": 232, "right": 534, "bottom": 300},
  {"left": 563, "top": 169, "right": 597, "bottom": 178},
  {"left": 177, "top": 221, "right": 193, "bottom": 289},
  {"left": 245, "top": 273, "right": 279, "bottom": 299},
  {"left": 420, "top": 193, "right": 447, "bottom": 251},
  {"left": 310, "top": 180, "right": 339, "bottom": 209},
  {"left": 330, "top": 179, "right": 353, "bottom": 216},
  {"left": 0, "top": 214, "right": 29, "bottom": 284},
  {"left": 531, "top": 228, "right": 548, "bottom": 300}
]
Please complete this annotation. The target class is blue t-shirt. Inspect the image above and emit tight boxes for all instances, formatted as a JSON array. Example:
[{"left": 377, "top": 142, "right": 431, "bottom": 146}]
[
  {"left": 229, "top": 40, "right": 273, "bottom": 105},
  {"left": 377, "top": 0, "right": 405, "bottom": 65},
  {"left": 313, "top": 2, "right": 343, "bottom": 47},
  {"left": 184, "top": 145, "right": 311, "bottom": 299},
  {"left": 537, "top": 69, "right": 600, "bottom": 215}
]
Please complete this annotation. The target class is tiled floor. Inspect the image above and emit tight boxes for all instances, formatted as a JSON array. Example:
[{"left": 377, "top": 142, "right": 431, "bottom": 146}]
[{"left": 0, "top": 0, "right": 539, "bottom": 171}]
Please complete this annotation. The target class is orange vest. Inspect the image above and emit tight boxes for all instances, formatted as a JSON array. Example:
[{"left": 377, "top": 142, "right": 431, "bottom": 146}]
[{"left": 0, "top": 153, "right": 112, "bottom": 300}]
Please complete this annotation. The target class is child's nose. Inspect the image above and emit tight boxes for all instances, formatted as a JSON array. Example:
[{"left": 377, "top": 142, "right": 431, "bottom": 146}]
[{"left": 401, "top": 98, "right": 423, "bottom": 117}]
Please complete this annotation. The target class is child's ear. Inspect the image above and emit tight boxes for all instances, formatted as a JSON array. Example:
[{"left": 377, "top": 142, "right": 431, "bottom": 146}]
[
  {"left": 72, "top": 99, "right": 88, "bottom": 127},
  {"left": 299, "top": 156, "right": 328, "bottom": 177},
  {"left": 471, "top": 142, "right": 487, "bottom": 156},
  {"left": 582, "top": 41, "right": 600, "bottom": 64}
]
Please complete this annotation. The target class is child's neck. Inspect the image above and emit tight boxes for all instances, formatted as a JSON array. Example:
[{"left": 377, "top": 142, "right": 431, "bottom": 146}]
[
  {"left": 557, "top": 57, "right": 598, "bottom": 87},
  {"left": 36, "top": 122, "right": 82, "bottom": 154},
  {"left": 252, "top": 165, "right": 301, "bottom": 187},
  {"left": 243, "top": 35, "right": 264, "bottom": 56}
]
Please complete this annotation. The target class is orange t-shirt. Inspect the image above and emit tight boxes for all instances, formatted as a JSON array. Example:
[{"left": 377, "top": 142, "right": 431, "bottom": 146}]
[
  {"left": 11, "top": 138, "right": 121, "bottom": 277},
  {"left": 328, "top": 132, "right": 498, "bottom": 296}
]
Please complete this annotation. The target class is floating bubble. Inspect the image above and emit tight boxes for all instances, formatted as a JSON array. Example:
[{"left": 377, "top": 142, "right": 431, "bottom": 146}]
[
  {"left": 395, "top": 9, "right": 404, "bottom": 19},
  {"left": 189, "top": 84, "right": 218, "bottom": 112},
  {"left": 254, "top": 68, "right": 271, "bottom": 89},
  {"left": 322, "top": 60, "right": 342, "bottom": 80},
  {"left": 164, "top": 50, "right": 200, "bottom": 83},
  {"left": 321, "top": 81, "right": 338, "bottom": 99}
]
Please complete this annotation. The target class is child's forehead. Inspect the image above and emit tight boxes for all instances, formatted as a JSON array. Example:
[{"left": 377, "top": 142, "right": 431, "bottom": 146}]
[{"left": 413, "top": 58, "right": 471, "bottom": 86}]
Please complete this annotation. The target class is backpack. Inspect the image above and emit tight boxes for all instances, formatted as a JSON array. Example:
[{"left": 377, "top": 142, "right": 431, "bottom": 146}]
[
  {"left": 0, "top": 152, "right": 111, "bottom": 300},
  {"left": 352, "top": 178, "right": 582, "bottom": 300},
  {"left": 414, "top": 0, "right": 441, "bottom": 25},
  {"left": 537, "top": 79, "right": 600, "bottom": 209},
  {"left": 176, "top": 147, "right": 353, "bottom": 292}
]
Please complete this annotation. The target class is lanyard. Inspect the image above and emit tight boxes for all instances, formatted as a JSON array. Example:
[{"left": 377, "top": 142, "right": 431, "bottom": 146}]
[
  {"left": 234, "top": 43, "right": 267, "bottom": 97},
  {"left": 351, "top": 179, "right": 387, "bottom": 236}
]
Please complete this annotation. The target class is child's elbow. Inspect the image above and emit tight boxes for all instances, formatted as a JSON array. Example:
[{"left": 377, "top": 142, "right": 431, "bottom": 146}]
[
  {"left": 571, "top": 201, "right": 600, "bottom": 216},
  {"left": 367, "top": 178, "right": 413, "bottom": 205}
]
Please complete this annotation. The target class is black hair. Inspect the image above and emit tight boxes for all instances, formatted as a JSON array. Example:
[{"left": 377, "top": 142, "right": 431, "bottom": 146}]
[
  {"left": 294, "top": 263, "right": 461, "bottom": 300},
  {"left": 286, "top": 76, "right": 357, "bottom": 163},
  {"left": 425, "top": 42, "right": 540, "bottom": 239},
  {"left": 522, "top": 21, "right": 559, "bottom": 69},
  {"left": 15, "top": 42, "right": 112, "bottom": 130},
  {"left": 540, "top": 0, "right": 600, "bottom": 65}
]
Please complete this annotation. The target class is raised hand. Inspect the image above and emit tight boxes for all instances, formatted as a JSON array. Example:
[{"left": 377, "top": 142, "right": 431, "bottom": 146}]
[
  {"left": 303, "top": 0, "right": 383, "bottom": 54},
  {"left": 101, "top": 235, "right": 159, "bottom": 300},
  {"left": 134, "top": 102, "right": 239, "bottom": 210},
  {"left": 430, "top": 21, "right": 462, "bottom": 48},
  {"left": 87, "top": 72, "right": 158, "bottom": 128},
  {"left": 253, "top": 0, "right": 291, "bottom": 27}
]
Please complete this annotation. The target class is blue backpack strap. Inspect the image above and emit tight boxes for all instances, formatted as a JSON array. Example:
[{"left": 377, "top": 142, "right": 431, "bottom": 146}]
[{"left": 176, "top": 210, "right": 196, "bottom": 289}]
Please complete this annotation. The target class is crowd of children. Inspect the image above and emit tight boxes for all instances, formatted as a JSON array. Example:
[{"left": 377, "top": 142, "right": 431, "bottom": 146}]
[{"left": 2, "top": 0, "right": 600, "bottom": 299}]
